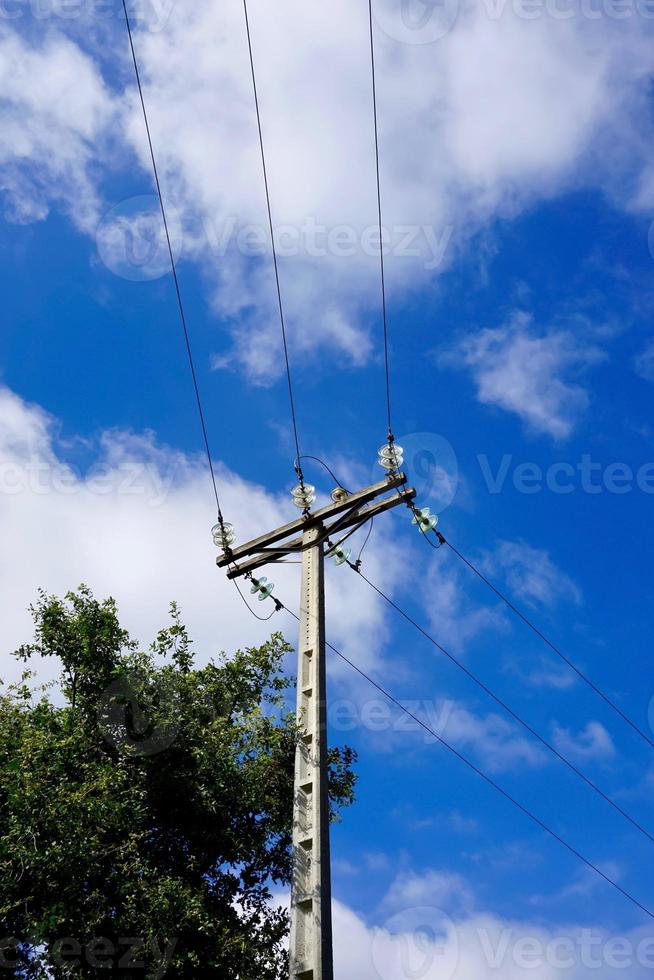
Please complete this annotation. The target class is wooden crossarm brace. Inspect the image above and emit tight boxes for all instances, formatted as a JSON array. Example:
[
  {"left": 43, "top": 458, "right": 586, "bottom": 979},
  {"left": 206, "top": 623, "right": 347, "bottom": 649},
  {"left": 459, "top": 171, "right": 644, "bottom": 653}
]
[
  {"left": 216, "top": 472, "right": 408, "bottom": 569},
  {"left": 223, "top": 486, "right": 416, "bottom": 580}
]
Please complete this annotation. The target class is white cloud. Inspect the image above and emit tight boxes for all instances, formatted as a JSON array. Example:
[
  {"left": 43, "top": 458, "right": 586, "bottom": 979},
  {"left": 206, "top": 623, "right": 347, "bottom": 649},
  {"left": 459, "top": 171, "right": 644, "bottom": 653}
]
[
  {"left": 2, "top": 5, "right": 654, "bottom": 378},
  {"left": 329, "top": 862, "right": 654, "bottom": 979},
  {"left": 486, "top": 540, "right": 582, "bottom": 608},
  {"left": 0, "top": 26, "right": 117, "bottom": 230},
  {"left": 334, "top": 900, "right": 654, "bottom": 979},
  {"left": 508, "top": 657, "right": 577, "bottom": 691},
  {"left": 634, "top": 339, "right": 654, "bottom": 382},
  {"left": 442, "top": 701, "right": 546, "bottom": 773},
  {"left": 383, "top": 869, "right": 475, "bottom": 917},
  {"left": 551, "top": 721, "right": 617, "bottom": 764},
  {"left": 0, "top": 385, "right": 395, "bottom": 687},
  {"left": 423, "top": 548, "right": 506, "bottom": 650},
  {"left": 444, "top": 312, "right": 605, "bottom": 438}
]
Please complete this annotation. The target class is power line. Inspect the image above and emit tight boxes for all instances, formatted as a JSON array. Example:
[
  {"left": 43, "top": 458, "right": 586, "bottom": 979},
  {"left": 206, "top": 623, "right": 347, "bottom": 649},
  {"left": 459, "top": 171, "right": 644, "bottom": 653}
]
[
  {"left": 440, "top": 535, "right": 654, "bottom": 753},
  {"left": 367, "top": 0, "right": 394, "bottom": 444},
  {"left": 296, "top": 455, "right": 351, "bottom": 494},
  {"left": 232, "top": 577, "right": 279, "bottom": 622},
  {"left": 242, "top": 0, "right": 306, "bottom": 487},
  {"left": 350, "top": 564, "right": 654, "bottom": 848},
  {"left": 279, "top": 601, "right": 654, "bottom": 923},
  {"left": 120, "top": 0, "right": 225, "bottom": 525}
]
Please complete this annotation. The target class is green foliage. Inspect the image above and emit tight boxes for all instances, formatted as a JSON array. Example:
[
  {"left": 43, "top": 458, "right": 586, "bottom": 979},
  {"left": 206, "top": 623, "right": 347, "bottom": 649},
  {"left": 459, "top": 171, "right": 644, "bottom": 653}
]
[{"left": 0, "top": 588, "right": 357, "bottom": 978}]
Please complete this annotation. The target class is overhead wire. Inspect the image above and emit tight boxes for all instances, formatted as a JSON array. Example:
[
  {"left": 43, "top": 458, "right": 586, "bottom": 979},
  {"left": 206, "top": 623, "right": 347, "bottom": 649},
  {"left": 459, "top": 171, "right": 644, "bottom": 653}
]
[
  {"left": 276, "top": 599, "right": 654, "bottom": 923},
  {"left": 346, "top": 562, "right": 654, "bottom": 847},
  {"left": 120, "top": 0, "right": 226, "bottom": 528},
  {"left": 242, "top": 0, "right": 306, "bottom": 488},
  {"left": 432, "top": 530, "right": 654, "bottom": 753},
  {"left": 367, "top": 0, "right": 394, "bottom": 445},
  {"left": 296, "top": 455, "right": 351, "bottom": 494},
  {"left": 232, "top": 577, "right": 280, "bottom": 622},
  {"left": 124, "top": 0, "right": 652, "bottom": 917},
  {"left": 121, "top": 1, "right": 264, "bottom": 619}
]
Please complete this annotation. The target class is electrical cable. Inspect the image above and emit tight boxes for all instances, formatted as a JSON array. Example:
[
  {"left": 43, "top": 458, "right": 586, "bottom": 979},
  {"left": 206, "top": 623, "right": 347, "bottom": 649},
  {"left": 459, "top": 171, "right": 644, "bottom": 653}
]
[
  {"left": 348, "top": 564, "right": 654, "bottom": 847},
  {"left": 356, "top": 517, "right": 375, "bottom": 564},
  {"left": 121, "top": 0, "right": 225, "bottom": 526},
  {"left": 232, "top": 577, "right": 279, "bottom": 622},
  {"left": 296, "top": 455, "right": 351, "bottom": 494},
  {"left": 367, "top": 0, "right": 394, "bottom": 444},
  {"left": 242, "top": 0, "right": 306, "bottom": 488},
  {"left": 437, "top": 534, "right": 654, "bottom": 753},
  {"left": 277, "top": 600, "right": 654, "bottom": 923}
]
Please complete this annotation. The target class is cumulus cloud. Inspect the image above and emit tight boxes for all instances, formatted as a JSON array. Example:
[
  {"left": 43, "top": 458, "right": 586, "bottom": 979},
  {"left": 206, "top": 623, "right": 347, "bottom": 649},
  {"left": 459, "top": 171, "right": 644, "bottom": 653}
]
[
  {"left": 383, "top": 869, "right": 475, "bottom": 917},
  {"left": 329, "top": 864, "right": 654, "bottom": 979},
  {"left": 442, "top": 701, "right": 546, "bottom": 772},
  {"left": 551, "top": 721, "right": 617, "bottom": 764},
  {"left": 634, "top": 339, "right": 654, "bottom": 382},
  {"left": 485, "top": 540, "right": 582, "bottom": 608},
  {"left": 423, "top": 548, "right": 506, "bottom": 650},
  {"left": 334, "top": 901, "right": 654, "bottom": 979},
  {"left": 0, "top": 26, "right": 117, "bottom": 230},
  {"left": 2, "top": 3, "right": 654, "bottom": 379},
  {"left": 0, "top": 384, "right": 397, "bottom": 687},
  {"left": 443, "top": 312, "right": 605, "bottom": 438}
]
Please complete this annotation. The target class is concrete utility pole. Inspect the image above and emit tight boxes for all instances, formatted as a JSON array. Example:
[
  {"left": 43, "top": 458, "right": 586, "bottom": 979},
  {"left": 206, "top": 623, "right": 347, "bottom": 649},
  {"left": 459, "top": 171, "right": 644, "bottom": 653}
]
[{"left": 217, "top": 473, "right": 416, "bottom": 979}]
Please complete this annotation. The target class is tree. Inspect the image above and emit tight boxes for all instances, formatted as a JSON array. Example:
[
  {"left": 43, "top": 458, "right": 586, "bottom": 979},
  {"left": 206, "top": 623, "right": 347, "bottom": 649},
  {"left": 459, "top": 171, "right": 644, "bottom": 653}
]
[{"left": 0, "top": 587, "right": 356, "bottom": 978}]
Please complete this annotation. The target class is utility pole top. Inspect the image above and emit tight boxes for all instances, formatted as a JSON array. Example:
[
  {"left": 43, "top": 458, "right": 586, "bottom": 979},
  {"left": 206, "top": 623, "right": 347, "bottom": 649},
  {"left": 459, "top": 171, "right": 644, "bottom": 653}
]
[
  {"left": 218, "top": 473, "right": 416, "bottom": 581},
  {"left": 215, "top": 470, "right": 416, "bottom": 979}
]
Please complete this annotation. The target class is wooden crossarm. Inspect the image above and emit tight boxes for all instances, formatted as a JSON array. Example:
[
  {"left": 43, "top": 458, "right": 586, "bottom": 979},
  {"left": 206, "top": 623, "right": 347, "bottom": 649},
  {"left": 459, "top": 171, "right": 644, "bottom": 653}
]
[
  {"left": 223, "top": 486, "right": 416, "bottom": 580},
  {"left": 216, "top": 473, "right": 408, "bottom": 569}
]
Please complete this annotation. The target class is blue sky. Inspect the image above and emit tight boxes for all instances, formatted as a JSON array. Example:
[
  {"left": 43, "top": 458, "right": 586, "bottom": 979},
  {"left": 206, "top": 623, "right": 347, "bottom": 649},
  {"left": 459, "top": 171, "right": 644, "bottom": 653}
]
[{"left": 2, "top": 0, "right": 654, "bottom": 976}]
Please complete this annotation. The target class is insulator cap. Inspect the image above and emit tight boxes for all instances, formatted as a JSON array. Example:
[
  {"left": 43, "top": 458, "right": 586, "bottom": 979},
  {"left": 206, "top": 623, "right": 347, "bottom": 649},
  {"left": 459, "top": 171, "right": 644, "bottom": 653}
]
[
  {"left": 411, "top": 507, "right": 438, "bottom": 534},
  {"left": 250, "top": 576, "right": 275, "bottom": 601},
  {"left": 212, "top": 522, "right": 236, "bottom": 549},
  {"left": 327, "top": 544, "right": 352, "bottom": 566},
  {"left": 378, "top": 442, "right": 404, "bottom": 471},
  {"left": 291, "top": 483, "right": 316, "bottom": 509}
]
